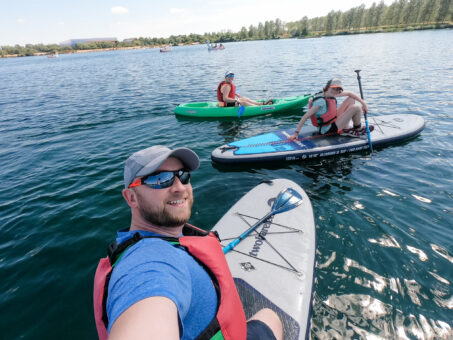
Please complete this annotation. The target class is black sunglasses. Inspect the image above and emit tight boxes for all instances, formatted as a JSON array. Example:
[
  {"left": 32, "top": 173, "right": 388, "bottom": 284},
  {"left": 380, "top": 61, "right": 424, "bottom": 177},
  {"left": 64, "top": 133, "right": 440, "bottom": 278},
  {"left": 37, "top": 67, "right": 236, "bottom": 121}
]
[{"left": 129, "top": 169, "right": 191, "bottom": 189}]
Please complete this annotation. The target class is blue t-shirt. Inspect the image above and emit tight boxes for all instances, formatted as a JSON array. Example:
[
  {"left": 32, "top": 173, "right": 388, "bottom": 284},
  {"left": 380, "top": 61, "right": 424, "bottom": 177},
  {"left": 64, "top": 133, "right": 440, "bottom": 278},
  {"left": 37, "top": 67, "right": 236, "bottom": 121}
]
[{"left": 106, "top": 229, "right": 218, "bottom": 339}]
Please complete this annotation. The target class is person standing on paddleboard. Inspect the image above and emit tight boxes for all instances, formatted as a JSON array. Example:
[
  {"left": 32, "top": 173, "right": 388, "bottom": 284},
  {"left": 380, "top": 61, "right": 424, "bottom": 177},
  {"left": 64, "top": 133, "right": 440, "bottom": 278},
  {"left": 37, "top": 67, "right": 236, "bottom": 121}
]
[
  {"left": 288, "top": 78, "right": 373, "bottom": 140},
  {"left": 93, "top": 145, "right": 283, "bottom": 340},
  {"left": 218, "top": 71, "right": 273, "bottom": 107}
]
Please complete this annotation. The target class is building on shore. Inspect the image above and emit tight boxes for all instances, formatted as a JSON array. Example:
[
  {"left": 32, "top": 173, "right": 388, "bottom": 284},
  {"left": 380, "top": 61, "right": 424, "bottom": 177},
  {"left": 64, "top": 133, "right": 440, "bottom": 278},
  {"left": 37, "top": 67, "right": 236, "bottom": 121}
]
[{"left": 60, "top": 38, "right": 118, "bottom": 47}]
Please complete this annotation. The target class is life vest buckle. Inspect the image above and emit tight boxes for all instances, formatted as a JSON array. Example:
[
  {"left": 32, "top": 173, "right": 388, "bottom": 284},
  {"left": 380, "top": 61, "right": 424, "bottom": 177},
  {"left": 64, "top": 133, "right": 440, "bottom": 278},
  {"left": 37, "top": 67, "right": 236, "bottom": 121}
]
[{"left": 211, "top": 230, "right": 221, "bottom": 242}]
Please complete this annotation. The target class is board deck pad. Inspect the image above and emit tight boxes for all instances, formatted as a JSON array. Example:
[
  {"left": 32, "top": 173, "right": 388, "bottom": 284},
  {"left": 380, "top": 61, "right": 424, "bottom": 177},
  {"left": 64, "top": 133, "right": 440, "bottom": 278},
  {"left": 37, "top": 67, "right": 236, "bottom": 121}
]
[
  {"left": 234, "top": 278, "right": 300, "bottom": 340},
  {"left": 212, "top": 179, "right": 316, "bottom": 339},
  {"left": 212, "top": 114, "right": 425, "bottom": 163}
]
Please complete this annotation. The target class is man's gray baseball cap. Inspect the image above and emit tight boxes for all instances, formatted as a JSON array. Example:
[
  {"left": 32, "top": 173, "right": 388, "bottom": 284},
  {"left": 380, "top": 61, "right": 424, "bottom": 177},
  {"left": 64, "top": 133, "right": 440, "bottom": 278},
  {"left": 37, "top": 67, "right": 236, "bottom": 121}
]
[{"left": 124, "top": 145, "right": 200, "bottom": 188}]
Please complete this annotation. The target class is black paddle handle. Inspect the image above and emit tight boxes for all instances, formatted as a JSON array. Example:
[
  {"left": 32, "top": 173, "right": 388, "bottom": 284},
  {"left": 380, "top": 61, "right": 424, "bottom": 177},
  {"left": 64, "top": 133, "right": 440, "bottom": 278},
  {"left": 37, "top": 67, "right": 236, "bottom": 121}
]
[{"left": 354, "top": 70, "right": 365, "bottom": 100}]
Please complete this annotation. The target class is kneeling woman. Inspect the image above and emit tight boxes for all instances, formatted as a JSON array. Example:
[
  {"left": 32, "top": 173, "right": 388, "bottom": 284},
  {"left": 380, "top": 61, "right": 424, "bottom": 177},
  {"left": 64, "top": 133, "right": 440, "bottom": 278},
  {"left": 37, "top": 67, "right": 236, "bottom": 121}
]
[{"left": 288, "top": 78, "right": 371, "bottom": 140}]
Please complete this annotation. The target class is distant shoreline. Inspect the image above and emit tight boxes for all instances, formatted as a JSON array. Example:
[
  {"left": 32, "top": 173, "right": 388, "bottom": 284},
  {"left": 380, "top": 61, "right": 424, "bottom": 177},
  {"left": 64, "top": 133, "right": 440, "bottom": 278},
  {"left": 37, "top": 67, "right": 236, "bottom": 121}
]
[{"left": 2, "top": 23, "right": 451, "bottom": 59}]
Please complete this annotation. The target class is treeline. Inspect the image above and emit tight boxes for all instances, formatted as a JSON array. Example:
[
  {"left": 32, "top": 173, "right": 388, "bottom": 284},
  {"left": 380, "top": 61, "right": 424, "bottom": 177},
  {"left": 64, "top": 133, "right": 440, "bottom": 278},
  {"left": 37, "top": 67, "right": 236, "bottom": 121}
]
[
  {"left": 291, "top": 0, "right": 453, "bottom": 35},
  {"left": 1, "top": 0, "right": 452, "bottom": 57}
]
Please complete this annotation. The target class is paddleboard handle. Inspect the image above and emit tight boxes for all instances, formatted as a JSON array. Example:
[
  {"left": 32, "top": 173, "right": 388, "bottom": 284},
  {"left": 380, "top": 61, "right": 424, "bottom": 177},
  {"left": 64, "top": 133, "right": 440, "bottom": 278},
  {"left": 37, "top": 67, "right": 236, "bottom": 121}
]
[{"left": 354, "top": 70, "right": 373, "bottom": 153}]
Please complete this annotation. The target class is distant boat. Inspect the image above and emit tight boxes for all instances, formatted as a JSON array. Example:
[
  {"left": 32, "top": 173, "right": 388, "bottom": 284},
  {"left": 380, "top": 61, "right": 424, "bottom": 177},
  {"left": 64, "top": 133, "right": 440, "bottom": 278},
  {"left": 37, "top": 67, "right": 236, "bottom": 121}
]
[
  {"left": 47, "top": 52, "right": 59, "bottom": 58},
  {"left": 206, "top": 40, "right": 225, "bottom": 51},
  {"left": 160, "top": 45, "right": 172, "bottom": 52}
]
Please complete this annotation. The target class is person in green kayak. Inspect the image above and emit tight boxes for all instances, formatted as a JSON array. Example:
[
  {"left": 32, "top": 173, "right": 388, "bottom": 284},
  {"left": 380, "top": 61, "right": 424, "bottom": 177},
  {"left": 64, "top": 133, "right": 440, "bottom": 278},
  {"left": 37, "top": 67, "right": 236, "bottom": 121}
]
[
  {"left": 93, "top": 145, "right": 283, "bottom": 340},
  {"left": 217, "top": 71, "right": 273, "bottom": 107},
  {"left": 288, "top": 78, "right": 373, "bottom": 140}
]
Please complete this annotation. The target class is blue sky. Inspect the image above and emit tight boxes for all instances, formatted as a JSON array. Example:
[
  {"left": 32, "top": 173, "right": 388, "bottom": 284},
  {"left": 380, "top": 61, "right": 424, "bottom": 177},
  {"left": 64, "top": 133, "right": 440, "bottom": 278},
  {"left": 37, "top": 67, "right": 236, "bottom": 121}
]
[{"left": 1, "top": 0, "right": 393, "bottom": 46}]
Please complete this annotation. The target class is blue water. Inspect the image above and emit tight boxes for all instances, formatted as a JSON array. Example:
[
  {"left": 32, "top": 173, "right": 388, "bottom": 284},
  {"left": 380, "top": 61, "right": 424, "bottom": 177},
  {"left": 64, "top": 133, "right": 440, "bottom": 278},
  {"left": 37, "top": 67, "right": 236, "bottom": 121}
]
[{"left": 0, "top": 30, "right": 452, "bottom": 339}]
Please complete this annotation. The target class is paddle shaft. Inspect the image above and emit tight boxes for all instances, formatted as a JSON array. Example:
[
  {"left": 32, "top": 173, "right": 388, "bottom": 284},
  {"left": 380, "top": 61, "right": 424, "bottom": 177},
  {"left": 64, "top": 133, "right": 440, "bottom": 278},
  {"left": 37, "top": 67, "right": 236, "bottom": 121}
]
[
  {"left": 354, "top": 70, "right": 373, "bottom": 153},
  {"left": 222, "top": 210, "right": 272, "bottom": 254}
]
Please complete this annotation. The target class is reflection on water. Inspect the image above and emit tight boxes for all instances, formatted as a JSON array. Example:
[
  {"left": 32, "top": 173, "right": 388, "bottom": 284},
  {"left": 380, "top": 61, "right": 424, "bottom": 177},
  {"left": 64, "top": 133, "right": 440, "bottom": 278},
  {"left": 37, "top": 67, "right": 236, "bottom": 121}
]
[
  {"left": 314, "top": 235, "right": 452, "bottom": 338},
  {"left": 431, "top": 244, "right": 453, "bottom": 264},
  {"left": 313, "top": 293, "right": 451, "bottom": 339},
  {"left": 312, "top": 250, "right": 452, "bottom": 338},
  {"left": 369, "top": 235, "right": 401, "bottom": 248},
  {"left": 429, "top": 271, "right": 449, "bottom": 285},
  {"left": 380, "top": 189, "right": 400, "bottom": 197},
  {"left": 217, "top": 120, "right": 244, "bottom": 141},
  {"left": 412, "top": 194, "right": 433, "bottom": 203},
  {"left": 407, "top": 246, "right": 428, "bottom": 262}
]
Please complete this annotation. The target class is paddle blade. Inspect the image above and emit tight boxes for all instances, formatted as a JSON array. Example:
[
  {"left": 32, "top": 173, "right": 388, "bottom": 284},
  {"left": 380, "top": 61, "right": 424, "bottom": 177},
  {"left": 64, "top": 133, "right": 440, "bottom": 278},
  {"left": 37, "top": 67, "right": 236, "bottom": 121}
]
[
  {"left": 272, "top": 188, "right": 303, "bottom": 214},
  {"left": 238, "top": 105, "right": 245, "bottom": 117}
]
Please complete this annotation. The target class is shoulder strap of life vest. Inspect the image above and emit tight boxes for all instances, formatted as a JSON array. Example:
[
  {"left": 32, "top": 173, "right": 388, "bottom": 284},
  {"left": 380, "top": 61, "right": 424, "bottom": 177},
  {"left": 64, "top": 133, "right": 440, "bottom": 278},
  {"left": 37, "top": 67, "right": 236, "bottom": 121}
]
[
  {"left": 180, "top": 231, "right": 247, "bottom": 340},
  {"left": 308, "top": 91, "right": 325, "bottom": 108}
]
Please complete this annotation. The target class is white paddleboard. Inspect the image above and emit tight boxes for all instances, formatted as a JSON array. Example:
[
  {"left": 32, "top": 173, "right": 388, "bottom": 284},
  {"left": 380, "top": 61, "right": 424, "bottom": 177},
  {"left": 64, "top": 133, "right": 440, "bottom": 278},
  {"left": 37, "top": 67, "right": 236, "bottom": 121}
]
[{"left": 213, "top": 179, "right": 316, "bottom": 339}]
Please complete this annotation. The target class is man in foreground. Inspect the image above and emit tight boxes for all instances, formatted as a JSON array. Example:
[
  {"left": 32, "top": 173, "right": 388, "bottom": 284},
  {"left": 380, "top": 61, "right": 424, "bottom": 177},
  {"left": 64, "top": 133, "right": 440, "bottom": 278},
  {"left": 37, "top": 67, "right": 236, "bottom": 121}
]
[{"left": 93, "top": 145, "right": 283, "bottom": 340}]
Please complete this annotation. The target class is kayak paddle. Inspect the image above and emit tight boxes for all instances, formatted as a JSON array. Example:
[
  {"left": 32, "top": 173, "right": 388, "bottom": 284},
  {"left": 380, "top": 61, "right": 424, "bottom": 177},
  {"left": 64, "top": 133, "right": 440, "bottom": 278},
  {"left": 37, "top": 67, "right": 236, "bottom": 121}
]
[
  {"left": 223, "top": 188, "right": 303, "bottom": 254},
  {"left": 238, "top": 105, "right": 245, "bottom": 117},
  {"left": 354, "top": 70, "right": 373, "bottom": 153},
  {"left": 236, "top": 90, "right": 245, "bottom": 117}
]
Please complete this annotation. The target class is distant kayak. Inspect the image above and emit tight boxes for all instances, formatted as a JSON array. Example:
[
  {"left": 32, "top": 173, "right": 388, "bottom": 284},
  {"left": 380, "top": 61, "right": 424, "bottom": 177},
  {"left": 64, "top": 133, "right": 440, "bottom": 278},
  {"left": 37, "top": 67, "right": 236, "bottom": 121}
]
[
  {"left": 206, "top": 40, "right": 225, "bottom": 51},
  {"left": 208, "top": 45, "right": 225, "bottom": 51},
  {"left": 212, "top": 114, "right": 425, "bottom": 164},
  {"left": 159, "top": 45, "right": 172, "bottom": 52},
  {"left": 174, "top": 95, "right": 311, "bottom": 118}
]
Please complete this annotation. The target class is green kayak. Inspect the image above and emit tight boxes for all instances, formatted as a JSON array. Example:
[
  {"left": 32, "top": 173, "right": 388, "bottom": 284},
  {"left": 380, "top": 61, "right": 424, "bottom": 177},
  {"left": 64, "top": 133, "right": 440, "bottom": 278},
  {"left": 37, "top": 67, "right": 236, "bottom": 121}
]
[{"left": 174, "top": 95, "right": 311, "bottom": 118}]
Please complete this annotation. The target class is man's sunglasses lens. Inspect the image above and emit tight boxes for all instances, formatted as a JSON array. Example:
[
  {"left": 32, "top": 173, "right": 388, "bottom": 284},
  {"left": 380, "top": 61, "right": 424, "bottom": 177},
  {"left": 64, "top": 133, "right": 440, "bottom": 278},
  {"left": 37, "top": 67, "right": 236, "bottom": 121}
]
[{"left": 143, "top": 170, "right": 190, "bottom": 189}]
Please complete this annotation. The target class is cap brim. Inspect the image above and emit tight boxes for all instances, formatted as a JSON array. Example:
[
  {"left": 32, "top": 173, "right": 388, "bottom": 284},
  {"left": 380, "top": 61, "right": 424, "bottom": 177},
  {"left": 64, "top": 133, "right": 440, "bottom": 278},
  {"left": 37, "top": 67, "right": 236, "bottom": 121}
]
[{"left": 136, "top": 147, "right": 200, "bottom": 178}]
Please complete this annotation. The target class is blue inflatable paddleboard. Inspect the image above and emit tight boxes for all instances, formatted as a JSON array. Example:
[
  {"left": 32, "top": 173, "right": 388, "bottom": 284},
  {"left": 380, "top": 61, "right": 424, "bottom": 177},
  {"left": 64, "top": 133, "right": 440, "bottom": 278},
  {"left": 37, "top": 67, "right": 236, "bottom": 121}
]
[{"left": 211, "top": 114, "right": 425, "bottom": 164}]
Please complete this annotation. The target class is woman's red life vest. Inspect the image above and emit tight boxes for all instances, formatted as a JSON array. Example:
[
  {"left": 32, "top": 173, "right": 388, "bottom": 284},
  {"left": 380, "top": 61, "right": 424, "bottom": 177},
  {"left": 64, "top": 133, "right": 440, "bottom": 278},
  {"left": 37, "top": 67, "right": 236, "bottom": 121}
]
[
  {"left": 309, "top": 93, "right": 337, "bottom": 127},
  {"left": 93, "top": 224, "right": 247, "bottom": 340},
  {"left": 217, "top": 81, "right": 236, "bottom": 105}
]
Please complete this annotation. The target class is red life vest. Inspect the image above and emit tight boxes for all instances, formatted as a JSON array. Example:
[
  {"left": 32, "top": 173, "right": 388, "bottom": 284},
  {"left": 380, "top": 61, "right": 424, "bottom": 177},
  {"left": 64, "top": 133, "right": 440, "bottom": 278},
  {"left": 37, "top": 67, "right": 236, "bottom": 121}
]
[
  {"left": 93, "top": 224, "right": 247, "bottom": 340},
  {"left": 217, "top": 81, "right": 236, "bottom": 105},
  {"left": 309, "top": 93, "right": 337, "bottom": 127}
]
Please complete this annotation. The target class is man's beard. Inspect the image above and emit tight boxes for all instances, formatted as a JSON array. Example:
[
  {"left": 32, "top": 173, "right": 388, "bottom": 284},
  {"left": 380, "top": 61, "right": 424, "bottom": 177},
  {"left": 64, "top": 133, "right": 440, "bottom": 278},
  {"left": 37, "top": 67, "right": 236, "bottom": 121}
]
[{"left": 136, "top": 192, "right": 193, "bottom": 228}]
